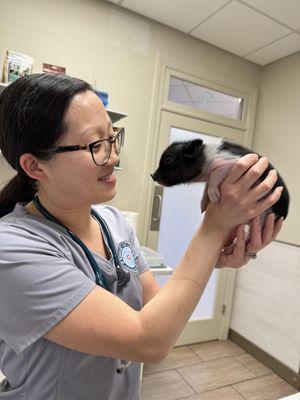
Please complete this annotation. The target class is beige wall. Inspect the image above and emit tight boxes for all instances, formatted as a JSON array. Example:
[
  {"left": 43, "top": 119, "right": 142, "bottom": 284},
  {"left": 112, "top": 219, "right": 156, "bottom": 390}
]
[
  {"left": 231, "top": 240, "right": 300, "bottom": 373},
  {"left": 0, "top": 0, "right": 261, "bottom": 218},
  {"left": 1, "top": 0, "right": 299, "bottom": 374},
  {"left": 231, "top": 51, "right": 300, "bottom": 375},
  {"left": 253, "top": 52, "right": 300, "bottom": 245}
]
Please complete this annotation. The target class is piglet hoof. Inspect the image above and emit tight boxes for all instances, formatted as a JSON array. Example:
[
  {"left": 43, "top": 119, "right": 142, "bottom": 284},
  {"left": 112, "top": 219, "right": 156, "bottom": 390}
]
[
  {"left": 201, "top": 199, "right": 208, "bottom": 213},
  {"left": 208, "top": 187, "right": 221, "bottom": 203}
]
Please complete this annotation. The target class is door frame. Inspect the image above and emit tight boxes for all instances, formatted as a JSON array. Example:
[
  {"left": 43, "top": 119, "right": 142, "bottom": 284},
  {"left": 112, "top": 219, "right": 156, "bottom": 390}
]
[{"left": 138, "top": 53, "right": 259, "bottom": 340}]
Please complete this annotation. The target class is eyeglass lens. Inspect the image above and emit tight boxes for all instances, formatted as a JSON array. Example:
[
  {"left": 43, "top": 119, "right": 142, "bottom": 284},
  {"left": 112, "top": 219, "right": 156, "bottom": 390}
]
[{"left": 92, "top": 130, "right": 124, "bottom": 166}]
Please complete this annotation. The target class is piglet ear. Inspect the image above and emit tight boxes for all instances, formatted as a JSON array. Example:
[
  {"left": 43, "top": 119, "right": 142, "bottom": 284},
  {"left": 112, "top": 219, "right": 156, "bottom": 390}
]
[{"left": 183, "top": 139, "right": 203, "bottom": 159}]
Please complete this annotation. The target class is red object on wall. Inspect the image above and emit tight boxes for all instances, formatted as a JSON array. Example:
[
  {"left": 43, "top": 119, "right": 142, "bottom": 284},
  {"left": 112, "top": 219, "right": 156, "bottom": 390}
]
[{"left": 42, "top": 63, "right": 66, "bottom": 74}]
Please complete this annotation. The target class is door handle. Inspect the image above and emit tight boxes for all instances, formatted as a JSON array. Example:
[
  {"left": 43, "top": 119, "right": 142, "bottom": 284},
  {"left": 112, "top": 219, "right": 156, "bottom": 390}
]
[
  {"left": 150, "top": 186, "right": 163, "bottom": 231},
  {"left": 152, "top": 194, "right": 162, "bottom": 222}
]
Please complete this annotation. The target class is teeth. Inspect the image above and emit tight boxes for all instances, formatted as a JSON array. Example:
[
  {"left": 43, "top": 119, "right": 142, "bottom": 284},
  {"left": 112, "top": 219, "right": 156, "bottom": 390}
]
[{"left": 100, "top": 174, "right": 112, "bottom": 181}]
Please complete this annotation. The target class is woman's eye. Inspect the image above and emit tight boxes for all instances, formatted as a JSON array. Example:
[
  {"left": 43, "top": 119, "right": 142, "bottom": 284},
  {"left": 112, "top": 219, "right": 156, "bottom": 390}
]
[{"left": 92, "top": 142, "right": 102, "bottom": 152}]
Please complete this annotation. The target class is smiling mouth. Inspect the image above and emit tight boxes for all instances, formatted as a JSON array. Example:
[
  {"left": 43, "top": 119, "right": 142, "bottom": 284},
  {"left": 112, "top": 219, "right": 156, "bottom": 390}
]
[
  {"left": 98, "top": 174, "right": 114, "bottom": 181},
  {"left": 98, "top": 170, "right": 114, "bottom": 180}
]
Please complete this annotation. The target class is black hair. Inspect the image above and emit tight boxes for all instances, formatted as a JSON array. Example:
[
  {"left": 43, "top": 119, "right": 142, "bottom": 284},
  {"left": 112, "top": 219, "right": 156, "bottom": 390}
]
[{"left": 0, "top": 73, "right": 93, "bottom": 218}]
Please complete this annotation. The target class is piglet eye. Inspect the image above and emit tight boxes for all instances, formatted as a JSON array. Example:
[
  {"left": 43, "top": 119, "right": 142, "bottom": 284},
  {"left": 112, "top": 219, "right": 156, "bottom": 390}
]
[{"left": 163, "top": 156, "right": 174, "bottom": 166}]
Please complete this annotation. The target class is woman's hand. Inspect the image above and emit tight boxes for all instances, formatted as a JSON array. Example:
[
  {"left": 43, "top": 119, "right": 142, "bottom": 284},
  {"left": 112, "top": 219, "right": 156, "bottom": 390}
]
[
  {"left": 215, "top": 213, "right": 284, "bottom": 268},
  {"left": 204, "top": 154, "right": 283, "bottom": 236}
]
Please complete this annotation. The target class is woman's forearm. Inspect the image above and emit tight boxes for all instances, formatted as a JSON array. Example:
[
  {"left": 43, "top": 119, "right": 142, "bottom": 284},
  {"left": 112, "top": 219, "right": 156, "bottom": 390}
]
[{"left": 139, "top": 220, "right": 227, "bottom": 362}]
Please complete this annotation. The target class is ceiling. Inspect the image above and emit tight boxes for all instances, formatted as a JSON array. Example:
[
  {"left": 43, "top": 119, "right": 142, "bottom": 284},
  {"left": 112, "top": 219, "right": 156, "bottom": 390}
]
[{"left": 106, "top": 0, "right": 300, "bottom": 66}]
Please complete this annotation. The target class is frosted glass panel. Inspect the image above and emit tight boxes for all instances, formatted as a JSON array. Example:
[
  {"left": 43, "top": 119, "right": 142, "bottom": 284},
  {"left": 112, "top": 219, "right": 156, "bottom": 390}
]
[
  {"left": 169, "top": 76, "right": 244, "bottom": 120},
  {"left": 156, "top": 128, "right": 219, "bottom": 320}
]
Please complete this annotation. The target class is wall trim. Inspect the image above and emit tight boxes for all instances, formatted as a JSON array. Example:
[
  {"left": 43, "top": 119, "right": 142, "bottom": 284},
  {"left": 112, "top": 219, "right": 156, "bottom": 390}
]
[
  {"left": 275, "top": 239, "right": 300, "bottom": 249},
  {"left": 229, "top": 329, "right": 300, "bottom": 390},
  {"left": 138, "top": 52, "right": 259, "bottom": 245}
]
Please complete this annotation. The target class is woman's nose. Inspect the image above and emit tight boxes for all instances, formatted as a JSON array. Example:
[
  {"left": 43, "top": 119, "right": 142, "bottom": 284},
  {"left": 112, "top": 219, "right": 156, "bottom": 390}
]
[{"left": 107, "top": 146, "right": 120, "bottom": 166}]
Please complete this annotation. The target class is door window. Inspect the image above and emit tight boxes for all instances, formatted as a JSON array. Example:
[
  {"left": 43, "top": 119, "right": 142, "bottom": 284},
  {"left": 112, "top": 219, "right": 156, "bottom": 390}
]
[{"left": 168, "top": 76, "right": 244, "bottom": 120}]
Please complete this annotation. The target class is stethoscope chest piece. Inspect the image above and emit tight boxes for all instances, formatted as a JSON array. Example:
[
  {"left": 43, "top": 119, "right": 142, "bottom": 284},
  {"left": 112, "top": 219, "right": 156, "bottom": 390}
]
[
  {"left": 116, "top": 360, "right": 131, "bottom": 374},
  {"left": 116, "top": 266, "right": 130, "bottom": 289}
]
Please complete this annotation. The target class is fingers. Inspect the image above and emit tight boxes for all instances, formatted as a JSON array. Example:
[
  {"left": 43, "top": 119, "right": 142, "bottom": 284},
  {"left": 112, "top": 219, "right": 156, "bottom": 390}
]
[
  {"left": 232, "top": 225, "right": 246, "bottom": 259},
  {"left": 262, "top": 213, "right": 275, "bottom": 245},
  {"left": 238, "top": 156, "right": 270, "bottom": 190},
  {"left": 225, "top": 153, "right": 259, "bottom": 184},
  {"left": 272, "top": 216, "right": 284, "bottom": 240},
  {"left": 247, "top": 216, "right": 262, "bottom": 250},
  {"left": 249, "top": 213, "right": 284, "bottom": 249},
  {"left": 250, "top": 169, "right": 278, "bottom": 200},
  {"left": 224, "top": 227, "right": 239, "bottom": 246},
  {"left": 217, "top": 215, "right": 285, "bottom": 269},
  {"left": 216, "top": 225, "right": 247, "bottom": 268},
  {"left": 256, "top": 186, "right": 283, "bottom": 215}
]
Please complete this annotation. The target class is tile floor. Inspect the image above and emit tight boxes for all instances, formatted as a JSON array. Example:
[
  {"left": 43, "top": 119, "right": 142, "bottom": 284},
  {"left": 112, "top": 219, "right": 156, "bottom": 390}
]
[{"left": 141, "top": 339, "right": 299, "bottom": 400}]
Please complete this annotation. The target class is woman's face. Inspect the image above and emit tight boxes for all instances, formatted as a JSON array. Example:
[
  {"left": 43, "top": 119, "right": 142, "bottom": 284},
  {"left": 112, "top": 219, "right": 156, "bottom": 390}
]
[{"left": 41, "top": 90, "right": 120, "bottom": 207}]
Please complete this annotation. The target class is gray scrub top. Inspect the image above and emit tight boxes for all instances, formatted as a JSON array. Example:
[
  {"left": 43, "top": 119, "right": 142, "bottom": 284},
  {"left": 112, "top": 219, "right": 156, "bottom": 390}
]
[{"left": 0, "top": 203, "right": 149, "bottom": 400}]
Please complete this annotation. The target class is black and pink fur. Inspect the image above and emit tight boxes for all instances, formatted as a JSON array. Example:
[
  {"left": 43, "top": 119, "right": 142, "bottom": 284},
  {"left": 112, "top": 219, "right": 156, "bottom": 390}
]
[{"left": 151, "top": 138, "right": 289, "bottom": 226}]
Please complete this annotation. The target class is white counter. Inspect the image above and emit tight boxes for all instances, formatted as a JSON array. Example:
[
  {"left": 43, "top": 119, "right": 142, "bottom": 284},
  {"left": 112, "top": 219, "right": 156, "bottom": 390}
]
[
  {"left": 279, "top": 393, "right": 300, "bottom": 399},
  {"left": 150, "top": 266, "right": 173, "bottom": 275}
]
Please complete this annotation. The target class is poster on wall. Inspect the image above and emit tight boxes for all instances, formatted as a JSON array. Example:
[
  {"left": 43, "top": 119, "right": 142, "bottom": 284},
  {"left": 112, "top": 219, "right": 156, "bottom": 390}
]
[{"left": 2, "top": 50, "right": 34, "bottom": 83}]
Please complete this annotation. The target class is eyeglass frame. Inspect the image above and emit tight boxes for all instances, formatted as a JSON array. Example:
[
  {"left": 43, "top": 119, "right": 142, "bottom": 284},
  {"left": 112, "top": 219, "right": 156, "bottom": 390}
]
[{"left": 41, "top": 127, "right": 125, "bottom": 166}]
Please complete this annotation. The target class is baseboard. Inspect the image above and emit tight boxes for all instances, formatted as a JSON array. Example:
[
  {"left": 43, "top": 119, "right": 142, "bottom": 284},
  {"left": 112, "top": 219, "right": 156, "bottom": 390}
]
[{"left": 229, "top": 329, "right": 300, "bottom": 390}]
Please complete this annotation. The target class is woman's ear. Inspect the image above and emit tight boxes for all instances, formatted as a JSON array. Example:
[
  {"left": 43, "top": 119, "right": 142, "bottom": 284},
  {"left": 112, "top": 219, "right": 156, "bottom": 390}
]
[{"left": 19, "top": 153, "right": 48, "bottom": 182}]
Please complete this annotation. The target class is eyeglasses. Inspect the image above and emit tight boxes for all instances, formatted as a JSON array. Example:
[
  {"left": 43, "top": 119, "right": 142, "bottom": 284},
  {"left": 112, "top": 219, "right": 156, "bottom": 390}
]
[{"left": 44, "top": 127, "right": 124, "bottom": 166}]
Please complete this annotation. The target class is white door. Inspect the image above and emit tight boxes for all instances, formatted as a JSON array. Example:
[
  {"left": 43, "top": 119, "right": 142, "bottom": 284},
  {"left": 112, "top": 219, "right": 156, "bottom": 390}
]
[{"left": 147, "top": 111, "right": 245, "bottom": 345}]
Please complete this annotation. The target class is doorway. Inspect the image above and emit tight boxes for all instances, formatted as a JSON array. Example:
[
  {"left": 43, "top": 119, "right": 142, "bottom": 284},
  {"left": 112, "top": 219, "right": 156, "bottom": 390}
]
[{"left": 147, "top": 110, "right": 246, "bottom": 345}]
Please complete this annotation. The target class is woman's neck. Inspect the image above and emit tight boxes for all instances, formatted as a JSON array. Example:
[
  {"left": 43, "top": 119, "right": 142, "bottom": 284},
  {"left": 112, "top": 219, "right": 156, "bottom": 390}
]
[{"left": 25, "top": 193, "right": 95, "bottom": 238}]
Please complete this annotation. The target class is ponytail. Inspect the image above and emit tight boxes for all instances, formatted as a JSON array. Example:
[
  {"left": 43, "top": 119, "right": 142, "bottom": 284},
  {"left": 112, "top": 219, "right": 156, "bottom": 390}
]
[{"left": 0, "top": 174, "right": 36, "bottom": 218}]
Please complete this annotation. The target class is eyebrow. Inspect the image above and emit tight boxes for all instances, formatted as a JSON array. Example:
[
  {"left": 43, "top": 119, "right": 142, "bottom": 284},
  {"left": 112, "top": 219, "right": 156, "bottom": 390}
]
[{"left": 79, "top": 119, "right": 113, "bottom": 138}]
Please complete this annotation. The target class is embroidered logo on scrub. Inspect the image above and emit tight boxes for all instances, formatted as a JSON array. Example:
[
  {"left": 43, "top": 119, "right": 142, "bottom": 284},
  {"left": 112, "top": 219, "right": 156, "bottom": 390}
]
[{"left": 118, "top": 241, "right": 138, "bottom": 273}]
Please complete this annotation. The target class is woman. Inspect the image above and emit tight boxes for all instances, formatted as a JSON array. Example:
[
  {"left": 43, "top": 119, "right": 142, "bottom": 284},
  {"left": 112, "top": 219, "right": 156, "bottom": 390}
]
[{"left": 0, "top": 73, "right": 283, "bottom": 400}]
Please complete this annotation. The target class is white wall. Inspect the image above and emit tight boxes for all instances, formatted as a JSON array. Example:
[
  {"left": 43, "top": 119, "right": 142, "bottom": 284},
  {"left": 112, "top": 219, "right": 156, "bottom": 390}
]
[
  {"left": 253, "top": 52, "right": 300, "bottom": 245},
  {"left": 231, "top": 240, "right": 300, "bottom": 372},
  {"left": 0, "top": 0, "right": 262, "bottom": 216},
  {"left": 231, "top": 52, "right": 300, "bottom": 373},
  {"left": 0, "top": 0, "right": 299, "bottom": 376}
]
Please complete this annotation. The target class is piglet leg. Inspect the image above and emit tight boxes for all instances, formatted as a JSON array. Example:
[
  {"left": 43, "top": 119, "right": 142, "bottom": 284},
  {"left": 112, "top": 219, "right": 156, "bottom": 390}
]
[
  {"left": 207, "top": 165, "right": 233, "bottom": 203},
  {"left": 200, "top": 160, "right": 236, "bottom": 211},
  {"left": 201, "top": 183, "right": 210, "bottom": 212}
]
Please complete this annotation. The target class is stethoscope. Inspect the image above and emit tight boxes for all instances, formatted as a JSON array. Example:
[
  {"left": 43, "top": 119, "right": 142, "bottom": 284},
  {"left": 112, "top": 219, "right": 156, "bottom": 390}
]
[
  {"left": 32, "top": 195, "right": 132, "bottom": 373},
  {"left": 32, "top": 194, "right": 131, "bottom": 291}
]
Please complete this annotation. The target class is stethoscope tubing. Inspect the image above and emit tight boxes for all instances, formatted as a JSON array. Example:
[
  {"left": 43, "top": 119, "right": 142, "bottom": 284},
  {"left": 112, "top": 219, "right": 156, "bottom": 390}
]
[
  {"left": 32, "top": 195, "right": 132, "bottom": 374},
  {"left": 32, "top": 195, "right": 130, "bottom": 290}
]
